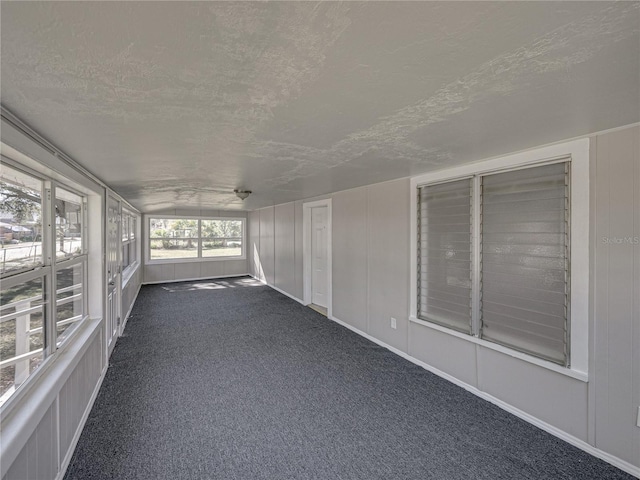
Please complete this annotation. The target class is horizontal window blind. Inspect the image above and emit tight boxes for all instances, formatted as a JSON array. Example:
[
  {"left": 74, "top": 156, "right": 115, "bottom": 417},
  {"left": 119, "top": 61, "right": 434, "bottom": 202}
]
[
  {"left": 418, "top": 179, "right": 472, "bottom": 333},
  {"left": 480, "top": 162, "right": 569, "bottom": 365}
]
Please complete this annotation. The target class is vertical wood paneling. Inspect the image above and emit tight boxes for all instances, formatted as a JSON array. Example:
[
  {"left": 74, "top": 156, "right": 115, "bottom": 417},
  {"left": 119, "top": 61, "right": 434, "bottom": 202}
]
[
  {"left": 274, "top": 203, "right": 295, "bottom": 296},
  {"left": 199, "top": 260, "right": 225, "bottom": 279},
  {"left": 367, "top": 179, "right": 410, "bottom": 352},
  {"left": 409, "top": 321, "right": 478, "bottom": 387},
  {"left": 259, "top": 207, "right": 275, "bottom": 285},
  {"left": 4, "top": 404, "right": 56, "bottom": 480},
  {"left": 593, "top": 126, "right": 640, "bottom": 467},
  {"left": 294, "top": 201, "right": 304, "bottom": 300},
  {"left": 223, "top": 260, "right": 247, "bottom": 276},
  {"left": 58, "top": 334, "right": 102, "bottom": 462},
  {"left": 174, "top": 262, "right": 201, "bottom": 281},
  {"left": 332, "top": 188, "right": 368, "bottom": 331},
  {"left": 3, "top": 444, "right": 27, "bottom": 480}
]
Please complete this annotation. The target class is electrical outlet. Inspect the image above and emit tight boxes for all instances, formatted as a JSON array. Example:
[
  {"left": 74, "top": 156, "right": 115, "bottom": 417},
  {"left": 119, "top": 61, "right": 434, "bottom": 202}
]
[{"left": 390, "top": 317, "right": 397, "bottom": 329}]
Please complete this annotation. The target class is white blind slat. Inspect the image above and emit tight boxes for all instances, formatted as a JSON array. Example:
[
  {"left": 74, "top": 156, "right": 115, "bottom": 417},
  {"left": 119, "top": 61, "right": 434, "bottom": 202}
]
[
  {"left": 481, "top": 162, "right": 569, "bottom": 365},
  {"left": 418, "top": 179, "right": 472, "bottom": 333}
]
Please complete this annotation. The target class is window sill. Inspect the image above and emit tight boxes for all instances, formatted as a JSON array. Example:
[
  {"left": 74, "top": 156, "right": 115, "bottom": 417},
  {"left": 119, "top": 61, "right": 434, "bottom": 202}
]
[
  {"left": 146, "top": 255, "right": 246, "bottom": 265},
  {"left": 409, "top": 316, "right": 588, "bottom": 382},
  {"left": 122, "top": 261, "right": 140, "bottom": 287}
]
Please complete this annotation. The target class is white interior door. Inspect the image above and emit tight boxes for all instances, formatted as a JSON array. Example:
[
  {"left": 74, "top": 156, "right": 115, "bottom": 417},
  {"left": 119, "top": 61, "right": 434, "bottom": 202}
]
[
  {"left": 311, "top": 206, "right": 328, "bottom": 308},
  {"left": 106, "top": 195, "right": 121, "bottom": 354}
]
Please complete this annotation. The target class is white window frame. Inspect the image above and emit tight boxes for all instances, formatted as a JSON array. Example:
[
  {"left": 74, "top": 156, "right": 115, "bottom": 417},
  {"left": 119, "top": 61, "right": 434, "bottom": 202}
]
[
  {"left": 121, "top": 209, "right": 140, "bottom": 283},
  {"left": 145, "top": 215, "right": 246, "bottom": 264},
  {"left": 409, "top": 139, "right": 589, "bottom": 380},
  {"left": 0, "top": 159, "right": 91, "bottom": 410}
]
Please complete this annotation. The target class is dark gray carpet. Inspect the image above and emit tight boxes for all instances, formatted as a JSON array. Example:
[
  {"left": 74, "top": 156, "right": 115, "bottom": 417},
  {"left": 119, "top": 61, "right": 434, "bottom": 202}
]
[{"left": 64, "top": 277, "right": 633, "bottom": 480}]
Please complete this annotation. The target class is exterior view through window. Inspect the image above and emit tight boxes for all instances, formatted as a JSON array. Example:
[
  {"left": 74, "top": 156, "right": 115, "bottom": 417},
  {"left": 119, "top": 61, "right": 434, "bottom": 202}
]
[
  {"left": 149, "top": 217, "right": 244, "bottom": 261},
  {"left": 1, "top": 162, "right": 89, "bottom": 406}
]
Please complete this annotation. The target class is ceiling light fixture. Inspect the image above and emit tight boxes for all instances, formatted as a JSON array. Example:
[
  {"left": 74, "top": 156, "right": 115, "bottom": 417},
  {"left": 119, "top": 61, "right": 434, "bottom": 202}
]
[{"left": 234, "top": 189, "right": 252, "bottom": 200}]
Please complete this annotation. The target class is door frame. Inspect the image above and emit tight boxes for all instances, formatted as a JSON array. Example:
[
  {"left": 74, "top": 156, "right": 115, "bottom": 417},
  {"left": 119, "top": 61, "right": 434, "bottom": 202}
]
[
  {"left": 302, "top": 199, "right": 332, "bottom": 317},
  {"left": 105, "top": 193, "right": 122, "bottom": 356}
]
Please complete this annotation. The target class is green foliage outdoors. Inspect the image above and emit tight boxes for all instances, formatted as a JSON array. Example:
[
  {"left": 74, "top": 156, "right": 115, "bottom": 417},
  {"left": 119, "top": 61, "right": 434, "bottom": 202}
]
[{"left": 149, "top": 219, "right": 242, "bottom": 250}]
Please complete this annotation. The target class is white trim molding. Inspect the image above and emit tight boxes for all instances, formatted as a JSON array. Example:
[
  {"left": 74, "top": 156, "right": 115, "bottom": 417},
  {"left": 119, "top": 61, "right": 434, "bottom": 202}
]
[{"left": 142, "top": 273, "right": 250, "bottom": 286}]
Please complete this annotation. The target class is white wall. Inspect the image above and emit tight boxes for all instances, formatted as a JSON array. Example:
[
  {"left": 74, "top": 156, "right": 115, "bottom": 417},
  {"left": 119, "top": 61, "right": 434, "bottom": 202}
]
[
  {"left": 591, "top": 126, "right": 640, "bottom": 467},
  {"left": 142, "top": 209, "right": 248, "bottom": 284},
  {"left": 248, "top": 125, "right": 640, "bottom": 475}
]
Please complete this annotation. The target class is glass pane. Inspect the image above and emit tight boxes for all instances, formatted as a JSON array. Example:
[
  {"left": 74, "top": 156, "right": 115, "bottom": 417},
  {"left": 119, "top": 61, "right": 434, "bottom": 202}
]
[
  {"left": 122, "top": 214, "right": 129, "bottom": 242},
  {"left": 0, "top": 277, "right": 46, "bottom": 405},
  {"left": 56, "top": 263, "right": 84, "bottom": 345},
  {"left": 129, "top": 239, "right": 137, "bottom": 264},
  {"left": 131, "top": 217, "right": 136, "bottom": 240},
  {"left": 418, "top": 179, "right": 472, "bottom": 333},
  {"left": 122, "top": 243, "right": 130, "bottom": 270},
  {"left": 149, "top": 218, "right": 198, "bottom": 259},
  {"left": 0, "top": 164, "right": 43, "bottom": 274},
  {"left": 56, "top": 188, "right": 83, "bottom": 259},
  {"left": 481, "top": 162, "right": 569, "bottom": 365},
  {"left": 201, "top": 220, "right": 242, "bottom": 257},
  {"left": 149, "top": 239, "right": 199, "bottom": 259}
]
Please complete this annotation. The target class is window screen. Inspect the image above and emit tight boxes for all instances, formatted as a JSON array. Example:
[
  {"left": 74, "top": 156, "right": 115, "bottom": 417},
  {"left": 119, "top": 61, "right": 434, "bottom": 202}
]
[
  {"left": 418, "top": 179, "right": 472, "bottom": 333},
  {"left": 481, "top": 162, "right": 569, "bottom": 365}
]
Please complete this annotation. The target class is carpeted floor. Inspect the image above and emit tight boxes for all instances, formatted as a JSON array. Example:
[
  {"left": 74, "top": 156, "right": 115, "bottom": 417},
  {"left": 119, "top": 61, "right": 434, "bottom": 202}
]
[{"left": 64, "top": 277, "right": 634, "bottom": 480}]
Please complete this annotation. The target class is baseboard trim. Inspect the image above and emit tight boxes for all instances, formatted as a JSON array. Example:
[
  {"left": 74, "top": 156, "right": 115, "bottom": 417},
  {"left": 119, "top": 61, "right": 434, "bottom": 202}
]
[
  {"left": 251, "top": 275, "right": 305, "bottom": 305},
  {"left": 56, "top": 365, "right": 107, "bottom": 480},
  {"left": 328, "top": 314, "right": 640, "bottom": 479},
  {"left": 142, "top": 273, "right": 250, "bottom": 285}
]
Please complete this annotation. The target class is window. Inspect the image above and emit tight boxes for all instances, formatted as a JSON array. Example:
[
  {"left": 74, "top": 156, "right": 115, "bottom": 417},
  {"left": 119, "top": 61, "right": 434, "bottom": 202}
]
[
  {"left": 0, "top": 164, "right": 43, "bottom": 274},
  {"left": 418, "top": 178, "right": 472, "bottom": 334},
  {"left": 0, "top": 162, "right": 89, "bottom": 406},
  {"left": 148, "top": 216, "right": 245, "bottom": 262},
  {"left": 418, "top": 162, "right": 569, "bottom": 365},
  {"left": 201, "top": 219, "right": 243, "bottom": 258},
  {"left": 411, "top": 139, "right": 589, "bottom": 376},
  {"left": 122, "top": 209, "right": 138, "bottom": 274},
  {"left": 55, "top": 188, "right": 84, "bottom": 260}
]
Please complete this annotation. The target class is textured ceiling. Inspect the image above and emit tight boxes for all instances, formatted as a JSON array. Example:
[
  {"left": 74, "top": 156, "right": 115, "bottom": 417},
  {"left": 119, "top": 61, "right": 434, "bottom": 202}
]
[{"left": 1, "top": 1, "right": 639, "bottom": 212}]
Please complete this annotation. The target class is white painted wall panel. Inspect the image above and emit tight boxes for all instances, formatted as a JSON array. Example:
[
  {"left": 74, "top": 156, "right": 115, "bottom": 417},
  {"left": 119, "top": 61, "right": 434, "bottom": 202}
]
[
  {"left": 259, "top": 207, "right": 276, "bottom": 285},
  {"left": 58, "top": 334, "right": 102, "bottom": 460},
  {"left": 478, "top": 347, "right": 588, "bottom": 439},
  {"left": 332, "top": 188, "right": 368, "bottom": 332},
  {"left": 143, "top": 264, "right": 162, "bottom": 283},
  {"left": 592, "top": 126, "right": 640, "bottom": 467},
  {"left": 274, "top": 203, "right": 295, "bottom": 296},
  {"left": 224, "top": 260, "right": 248, "bottom": 276},
  {"left": 174, "top": 262, "right": 201, "bottom": 281},
  {"left": 248, "top": 210, "right": 261, "bottom": 279},
  {"left": 293, "top": 201, "right": 304, "bottom": 300},
  {"left": 199, "top": 260, "right": 226, "bottom": 279},
  {"left": 3, "top": 405, "right": 56, "bottom": 480},
  {"left": 409, "top": 322, "right": 478, "bottom": 388},
  {"left": 3, "top": 444, "right": 27, "bottom": 480},
  {"left": 159, "top": 263, "right": 176, "bottom": 282},
  {"left": 367, "top": 179, "right": 410, "bottom": 352}
]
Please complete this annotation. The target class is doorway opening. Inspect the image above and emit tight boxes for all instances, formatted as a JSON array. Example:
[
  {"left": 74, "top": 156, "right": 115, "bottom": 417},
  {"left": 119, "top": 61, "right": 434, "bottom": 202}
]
[{"left": 303, "top": 199, "right": 332, "bottom": 319}]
